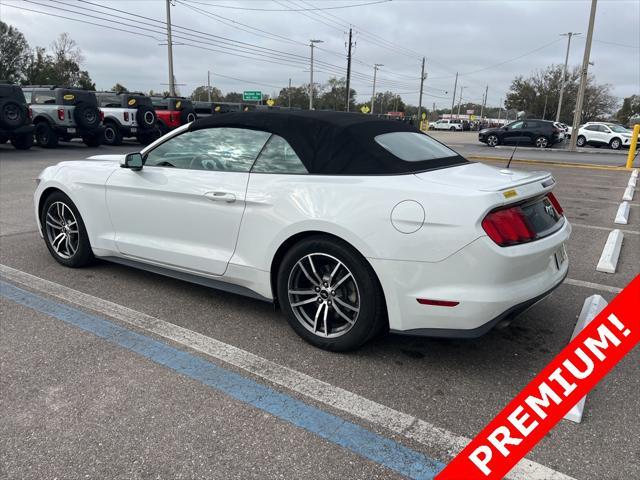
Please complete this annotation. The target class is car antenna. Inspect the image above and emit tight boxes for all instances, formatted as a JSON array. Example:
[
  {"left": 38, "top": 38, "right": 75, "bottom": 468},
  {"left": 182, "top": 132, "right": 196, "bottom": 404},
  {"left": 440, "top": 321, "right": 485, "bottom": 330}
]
[{"left": 505, "top": 119, "right": 525, "bottom": 169}]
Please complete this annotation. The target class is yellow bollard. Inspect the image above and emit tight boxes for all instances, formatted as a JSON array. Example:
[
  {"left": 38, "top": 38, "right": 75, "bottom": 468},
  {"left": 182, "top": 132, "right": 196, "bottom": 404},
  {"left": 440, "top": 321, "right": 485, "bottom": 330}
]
[{"left": 627, "top": 123, "right": 640, "bottom": 169}]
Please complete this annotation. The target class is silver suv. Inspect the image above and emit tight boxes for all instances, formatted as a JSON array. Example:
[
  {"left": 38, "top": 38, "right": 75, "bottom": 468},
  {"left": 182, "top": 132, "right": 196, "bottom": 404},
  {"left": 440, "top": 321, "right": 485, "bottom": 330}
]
[
  {"left": 96, "top": 91, "right": 160, "bottom": 145},
  {"left": 22, "top": 86, "right": 104, "bottom": 148}
]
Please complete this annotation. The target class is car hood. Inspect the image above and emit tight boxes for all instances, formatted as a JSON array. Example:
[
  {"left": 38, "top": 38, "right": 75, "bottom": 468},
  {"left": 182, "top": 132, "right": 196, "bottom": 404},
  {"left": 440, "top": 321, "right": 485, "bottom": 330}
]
[
  {"left": 86, "top": 154, "right": 126, "bottom": 163},
  {"left": 414, "top": 161, "right": 552, "bottom": 192}
]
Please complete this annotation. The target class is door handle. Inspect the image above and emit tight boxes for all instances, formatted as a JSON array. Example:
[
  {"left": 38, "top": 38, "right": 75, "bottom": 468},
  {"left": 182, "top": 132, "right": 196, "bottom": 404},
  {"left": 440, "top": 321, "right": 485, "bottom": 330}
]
[{"left": 204, "top": 191, "right": 236, "bottom": 203}]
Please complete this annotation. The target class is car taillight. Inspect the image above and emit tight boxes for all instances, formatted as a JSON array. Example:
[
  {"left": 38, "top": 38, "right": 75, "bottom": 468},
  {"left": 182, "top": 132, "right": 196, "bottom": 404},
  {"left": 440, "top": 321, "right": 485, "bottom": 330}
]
[
  {"left": 482, "top": 206, "right": 535, "bottom": 246},
  {"left": 99, "top": 109, "right": 104, "bottom": 121},
  {"left": 547, "top": 192, "right": 564, "bottom": 216},
  {"left": 57, "top": 108, "right": 65, "bottom": 121},
  {"left": 124, "top": 111, "right": 129, "bottom": 121}
]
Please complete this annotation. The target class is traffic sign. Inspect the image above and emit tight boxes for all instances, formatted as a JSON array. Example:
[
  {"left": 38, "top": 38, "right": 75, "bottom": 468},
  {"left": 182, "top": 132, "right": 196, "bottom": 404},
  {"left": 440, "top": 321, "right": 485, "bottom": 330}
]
[
  {"left": 360, "top": 105, "right": 370, "bottom": 114},
  {"left": 266, "top": 98, "right": 275, "bottom": 107},
  {"left": 421, "top": 112, "right": 427, "bottom": 120},
  {"left": 243, "top": 91, "right": 262, "bottom": 101}
]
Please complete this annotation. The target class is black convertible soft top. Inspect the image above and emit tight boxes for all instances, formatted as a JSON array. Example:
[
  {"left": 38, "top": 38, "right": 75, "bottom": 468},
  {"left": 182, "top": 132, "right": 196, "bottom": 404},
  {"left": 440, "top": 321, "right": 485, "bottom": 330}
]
[{"left": 189, "top": 110, "right": 468, "bottom": 175}]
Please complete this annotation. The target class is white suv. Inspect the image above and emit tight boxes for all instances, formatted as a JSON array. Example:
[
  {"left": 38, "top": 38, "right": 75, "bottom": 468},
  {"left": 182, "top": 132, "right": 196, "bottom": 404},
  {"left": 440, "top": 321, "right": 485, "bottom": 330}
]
[
  {"left": 576, "top": 122, "right": 633, "bottom": 150},
  {"left": 429, "top": 119, "right": 463, "bottom": 131},
  {"left": 96, "top": 92, "right": 159, "bottom": 145}
]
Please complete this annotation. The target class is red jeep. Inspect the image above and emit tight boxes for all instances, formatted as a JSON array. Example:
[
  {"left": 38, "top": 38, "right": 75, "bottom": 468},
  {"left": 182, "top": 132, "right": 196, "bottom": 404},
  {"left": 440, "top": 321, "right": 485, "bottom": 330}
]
[{"left": 151, "top": 97, "right": 197, "bottom": 135}]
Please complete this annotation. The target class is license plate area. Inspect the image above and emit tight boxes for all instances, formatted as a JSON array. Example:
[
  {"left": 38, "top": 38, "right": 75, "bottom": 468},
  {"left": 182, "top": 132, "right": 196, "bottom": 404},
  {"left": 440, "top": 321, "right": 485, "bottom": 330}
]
[
  {"left": 554, "top": 244, "right": 567, "bottom": 270},
  {"left": 67, "top": 127, "right": 76, "bottom": 134}
]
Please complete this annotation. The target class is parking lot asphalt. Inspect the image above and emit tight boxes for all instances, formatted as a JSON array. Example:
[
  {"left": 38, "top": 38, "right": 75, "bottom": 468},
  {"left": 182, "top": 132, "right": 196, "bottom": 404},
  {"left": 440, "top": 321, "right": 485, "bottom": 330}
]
[{"left": 1, "top": 141, "right": 639, "bottom": 480}]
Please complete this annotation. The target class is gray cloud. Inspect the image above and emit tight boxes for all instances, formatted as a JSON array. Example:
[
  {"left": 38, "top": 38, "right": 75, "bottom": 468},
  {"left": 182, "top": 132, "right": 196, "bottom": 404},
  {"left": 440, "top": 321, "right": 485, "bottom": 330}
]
[{"left": 2, "top": 0, "right": 638, "bottom": 108}]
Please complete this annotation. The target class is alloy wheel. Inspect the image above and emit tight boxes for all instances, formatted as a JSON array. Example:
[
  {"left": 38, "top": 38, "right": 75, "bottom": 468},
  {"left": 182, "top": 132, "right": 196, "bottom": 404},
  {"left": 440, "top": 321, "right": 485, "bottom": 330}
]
[
  {"left": 44, "top": 201, "right": 79, "bottom": 259},
  {"left": 536, "top": 137, "right": 549, "bottom": 148},
  {"left": 287, "top": 253, "right": 360, "bottom": 338},
  {"left": 487, "top": 135, "right": 498, "bottom": 147}
]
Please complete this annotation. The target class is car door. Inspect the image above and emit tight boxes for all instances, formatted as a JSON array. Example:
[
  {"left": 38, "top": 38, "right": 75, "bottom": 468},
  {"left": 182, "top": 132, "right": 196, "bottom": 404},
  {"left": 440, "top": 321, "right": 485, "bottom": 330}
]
[
  {"left": 105, "top": 127, "right": 271, "bottom": 276},
  {"left": 583, "top": 125, "right": 601, "bottom": 144},
  {"left": 501, "top": 120, "right": 525, "bottom": 144}
]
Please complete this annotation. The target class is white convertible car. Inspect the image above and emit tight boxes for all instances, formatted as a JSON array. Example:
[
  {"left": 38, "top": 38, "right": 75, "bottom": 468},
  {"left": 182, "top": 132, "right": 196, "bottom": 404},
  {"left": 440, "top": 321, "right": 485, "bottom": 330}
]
[{"left": 34, "top": 111, "right": 570, "bottom": 351}]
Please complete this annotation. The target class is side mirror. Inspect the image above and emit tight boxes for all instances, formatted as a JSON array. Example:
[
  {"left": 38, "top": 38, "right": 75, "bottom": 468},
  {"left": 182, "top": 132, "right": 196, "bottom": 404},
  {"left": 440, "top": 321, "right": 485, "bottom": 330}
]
[{"left": 121, "top": 152, "right": 143, "bottom": 171}]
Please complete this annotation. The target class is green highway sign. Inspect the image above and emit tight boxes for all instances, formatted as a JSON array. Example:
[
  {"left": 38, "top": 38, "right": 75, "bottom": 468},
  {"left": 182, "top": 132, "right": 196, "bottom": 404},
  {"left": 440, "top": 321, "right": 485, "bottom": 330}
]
[{"left": 243, "top": 90, "right": 262, "bottom": 101}]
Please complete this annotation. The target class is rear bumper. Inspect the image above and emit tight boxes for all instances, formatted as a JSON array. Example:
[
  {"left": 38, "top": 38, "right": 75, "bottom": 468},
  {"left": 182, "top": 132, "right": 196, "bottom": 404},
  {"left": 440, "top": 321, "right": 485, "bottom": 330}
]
[
  {"left": 371, "top": 218, "right": 571, "bottom": 334},
  {"left": 0, "top": 125, "right": 35, "bottom": 136}
]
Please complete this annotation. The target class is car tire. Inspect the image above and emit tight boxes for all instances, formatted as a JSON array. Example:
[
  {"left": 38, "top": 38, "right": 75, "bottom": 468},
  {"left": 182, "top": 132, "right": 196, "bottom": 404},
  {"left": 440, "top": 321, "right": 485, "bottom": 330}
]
[
  {"left": 535, "top": 136, "right": 549, "bottom": 148},
  {"left": 73, "top": 102, "right": 101, "bottom": 130},
  {"left": 449, "top": 126, "right": 456, "bottom": 131},
  {"left": 610, "top": 138, "right": 622, "bottom": 150},
  {"left": 41, "top": 191, "right": 94, "bottom": 268},
  {"left": 180, "top": 109, "right": 197, "bottom": 124},
  {"left": 83, "top": 135, "right": 102, "bottom": 148},
  {"left": 0, "top": 99, "right": 27, "bottom": 129},
  {"left": 576, "top": 135, "right": 586, "bottom": 147},
  {"left": 10, "top": 132, "right": 33, "bottom": 150},
  {"left": 277, "top": 235, "right": 386, "bottom": 351},
  {"left": 486, "top": 134, "right": 499, "bottom": 147},
  {"left": 103, "top": 122, "right": 123, "bottom": 146},
  {"left": 35, "top": 122, "right": 59, "bottom": 148}
]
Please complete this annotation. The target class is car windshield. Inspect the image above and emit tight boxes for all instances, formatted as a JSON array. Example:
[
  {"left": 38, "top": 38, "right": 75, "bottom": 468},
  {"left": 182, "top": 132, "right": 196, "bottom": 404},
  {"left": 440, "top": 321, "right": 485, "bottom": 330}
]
[
  {"left": 374, "top": 132, "right": 458, "bottom": 162},
  {"left": 609, "top": 125, "right": 629, "bottom": 133}
]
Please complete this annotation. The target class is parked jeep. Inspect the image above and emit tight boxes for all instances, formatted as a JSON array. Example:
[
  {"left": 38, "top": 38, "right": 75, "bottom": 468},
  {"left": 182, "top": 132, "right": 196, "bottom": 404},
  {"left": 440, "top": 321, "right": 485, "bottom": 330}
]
[
  {"left": 151, "top": 96, "right": 197, "bottom": 134},
  {"left": 96, "top": 91, "right": 160, "bottom": 145},
  {"left": 22, "top": 86, "right": 104, "bottom": 148},
  {"left": 0, "top": 84, "right": 34, "bottom": 150}
]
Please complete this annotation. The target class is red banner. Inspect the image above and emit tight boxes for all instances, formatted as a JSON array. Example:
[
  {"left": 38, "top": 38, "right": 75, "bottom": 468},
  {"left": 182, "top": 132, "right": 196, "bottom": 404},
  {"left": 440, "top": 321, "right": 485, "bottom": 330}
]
[{"left": 436, "top": 275, "right": 640, "bottom": 480}]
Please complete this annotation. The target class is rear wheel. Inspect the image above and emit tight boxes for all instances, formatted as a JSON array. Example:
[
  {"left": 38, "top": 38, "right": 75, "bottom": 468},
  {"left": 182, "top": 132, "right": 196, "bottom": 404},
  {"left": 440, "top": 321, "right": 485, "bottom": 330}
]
[
  {"left": 277, "top": 236, "right": 386, "bottom": 351},
  {"left": 103, "top": 122, "right": 123, "bottom": 146},
  {"left": 486, "top": 134, "right": 499, "bottom": 147},
  {"left": 35, "top": 122, "right": 58, "bottom": 148},
  {"left": 610, "top": 138, "right": 622, "bottom": 150},
  {"left": 10, "top": 133, "right": 33, "bottom": 150},
  {"left": 535, "top": 136, "right": 549, "bottom": 148},
  {"left": 449, "top": 126, "right": 456, "bottom": 131},
  {"left": 576, "top": 135, "right": 586, "bottom": 147},
  {"left": 41, "top": 191, "right": 94, "bottom": 268}
]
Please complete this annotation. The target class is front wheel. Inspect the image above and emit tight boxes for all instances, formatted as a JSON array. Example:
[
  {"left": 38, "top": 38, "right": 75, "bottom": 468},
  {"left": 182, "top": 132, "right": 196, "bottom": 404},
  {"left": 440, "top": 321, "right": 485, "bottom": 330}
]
[
  {"left": 35, "top": 122, "right": 58, "bottom": 148},
  {"left": 277, "top": 236, "right": 386, "bottom": 351},
  {"left": 576, "top": 135, "right": 587, "bottom": 147},
  {"left": 41, "top": 191, "right": 94, "bottom": 267},
  {"left": 610, "top": 138, "right": 622, "bottom": 150},
  {"left": 103, "top": 123, "right": 123, "bottom": 146},
  {"left": 486, "top": 134, "right": 499, "bottom": 147},
  {"left": 535, "top": 136, "right": 549, "bottom": 148},
  {"left": 449, "top": 126, "right": 456, "bottom": 131}
]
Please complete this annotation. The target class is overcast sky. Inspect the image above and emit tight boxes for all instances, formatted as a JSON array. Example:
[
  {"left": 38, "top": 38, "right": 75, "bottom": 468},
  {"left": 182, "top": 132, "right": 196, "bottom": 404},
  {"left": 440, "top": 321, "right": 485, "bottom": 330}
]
[{"left": 1, "top": 0, "right": 638, "bottom": 109}]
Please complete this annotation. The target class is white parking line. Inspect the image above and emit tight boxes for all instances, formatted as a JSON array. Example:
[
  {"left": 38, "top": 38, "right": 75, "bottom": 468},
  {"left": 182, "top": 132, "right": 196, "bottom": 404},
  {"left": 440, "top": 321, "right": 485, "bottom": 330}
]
[
  {"left": 559, "top": 196, "right": 640, "bottom": 207},
  {"left": 563, "top": 278, "right": 622, "bottom": 294},
  {"left": 570, "top": 223, "right": 639, "bottom": 235},
  {"left": 0, "top": 264, "right": 574, "bottom": 480}
]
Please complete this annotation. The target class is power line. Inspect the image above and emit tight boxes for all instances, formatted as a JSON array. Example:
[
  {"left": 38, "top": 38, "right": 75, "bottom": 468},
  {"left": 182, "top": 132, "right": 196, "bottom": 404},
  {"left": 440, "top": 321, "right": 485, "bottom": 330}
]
[{"left": 182, "top": 0, "right": 391, "bottom": 12}]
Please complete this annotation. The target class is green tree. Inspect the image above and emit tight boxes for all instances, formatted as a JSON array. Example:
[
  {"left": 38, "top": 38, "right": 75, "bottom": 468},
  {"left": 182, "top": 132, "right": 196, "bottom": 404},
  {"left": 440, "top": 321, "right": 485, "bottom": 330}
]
[
  {"left": 615, "top": 95, "right": 640, "bottom": 125},
  {"left": 276, "top": 85, "right": 309, "bottom": 109},
  {"left": 111, "top": 83, "right": 128, "bottom": 93},
  {"left": 224, "top": 91, "right": 243, "bottom": 103},
  {"left": 506, "top": 64, "right": 617, "bottom": 123},
  {"left": 191, "top": 85, "right": 222, "bottom": 101},
  {"left": 23, "top": 47, "right": 55, "bottom": 85},
  {"left": 316, "top": 77, "right": 356, "bottom": 111},
  {"left": 0, "top": 21, "right": 31, "bottom": 83}
]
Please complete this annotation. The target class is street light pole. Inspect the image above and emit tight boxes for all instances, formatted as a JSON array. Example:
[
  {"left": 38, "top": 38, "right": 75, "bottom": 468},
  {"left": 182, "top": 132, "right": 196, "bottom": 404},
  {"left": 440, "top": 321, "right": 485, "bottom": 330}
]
[
  {"left": 207, "top": 70, "right": 211, "bottom": 102},
  {"left": 309, "top": 39, "right": 323, "bottom": 110},
  {"left": 370, "top": 63, "right": 383, "bottom": 114},
  {"left": 288, "top": 77, "right": 292, "bottom": 108},
  {"left": 450, "top": 72, "right": 458, "bottom": 118},
  {"left": 569, "top": 0, "right": 597, "bottom": 151},
  {"left": 417, "top": 57, "right": 426, "bottom": 123},
  {"left": 345, "top": 27, "right": 353, "bottom": 111},
  {"left": 556, "top": 32, "right": 581, "bottom": 122},
  {"left": 456, "top": 85, "right": 464, "bottom": 119},
  {"left": 165, "top": 0, "right": 176, "bottom": 97}
]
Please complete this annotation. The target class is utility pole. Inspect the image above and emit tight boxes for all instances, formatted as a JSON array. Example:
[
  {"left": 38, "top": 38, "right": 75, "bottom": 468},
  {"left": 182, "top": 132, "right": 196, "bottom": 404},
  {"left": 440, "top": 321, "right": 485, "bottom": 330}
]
[
  {"left": 456, "top": 85, "right": 464, "bottom": 119},
  {"left": 309, "top": 39, "right": 323, "bottom": 110},
  {"left": 542, "top": 94, "right": 548, "bottom": 119},
  {"left": 207, "top": 70, "right": 211, "bottom": 102},
  {"left": 480, "top": 85, "right": 488, "bottom": 120},
  {"left": 370, "top": 63, "right": 383, "bottom": 114},
  {"left": 450, "top": 72, "right": 458, "bottom": 119},
  {"left": 569, "top": 0, "right": 597, "bottom": 151},
  {"left": 556, "top": 32, "right": 581, "bottom": 122},
  {"left": 498, "top": 97, "right": 503, "bottom": 122},
  {"left": 417, "top": 57, "right": 426, "bottom": 123},
  {"left": 165, "top": 0, "right": 176, "bottom": 97},
  {"left": 288, "top": 78, "right": 292, "bottom": 108},
  {"left": 345, "top": 27, "right": 353, "bottom": 111}
]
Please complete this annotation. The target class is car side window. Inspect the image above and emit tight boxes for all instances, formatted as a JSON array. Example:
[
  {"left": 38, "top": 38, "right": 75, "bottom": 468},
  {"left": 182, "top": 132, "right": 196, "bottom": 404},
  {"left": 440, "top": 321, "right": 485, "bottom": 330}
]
[
  {"left": 144, "top": 127, "right": 271, "bottom": 172},
  {"left": 599, "top": 125, "right": 611, "bottom": 133},
  {"left": 510, "top": 121, "right": 524, "bottom": 130},
  {"left": 251, "top": 135, "right": 308, "bottom": 174},
  {"left": 33, "top": 91, "right": 56, "bottom": 104},
  {"left": 585, "top": 125, "right": 599, "bottom": 131},
  {"left": 23, "top": 91, "right": 32, "bottom": 103}
]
